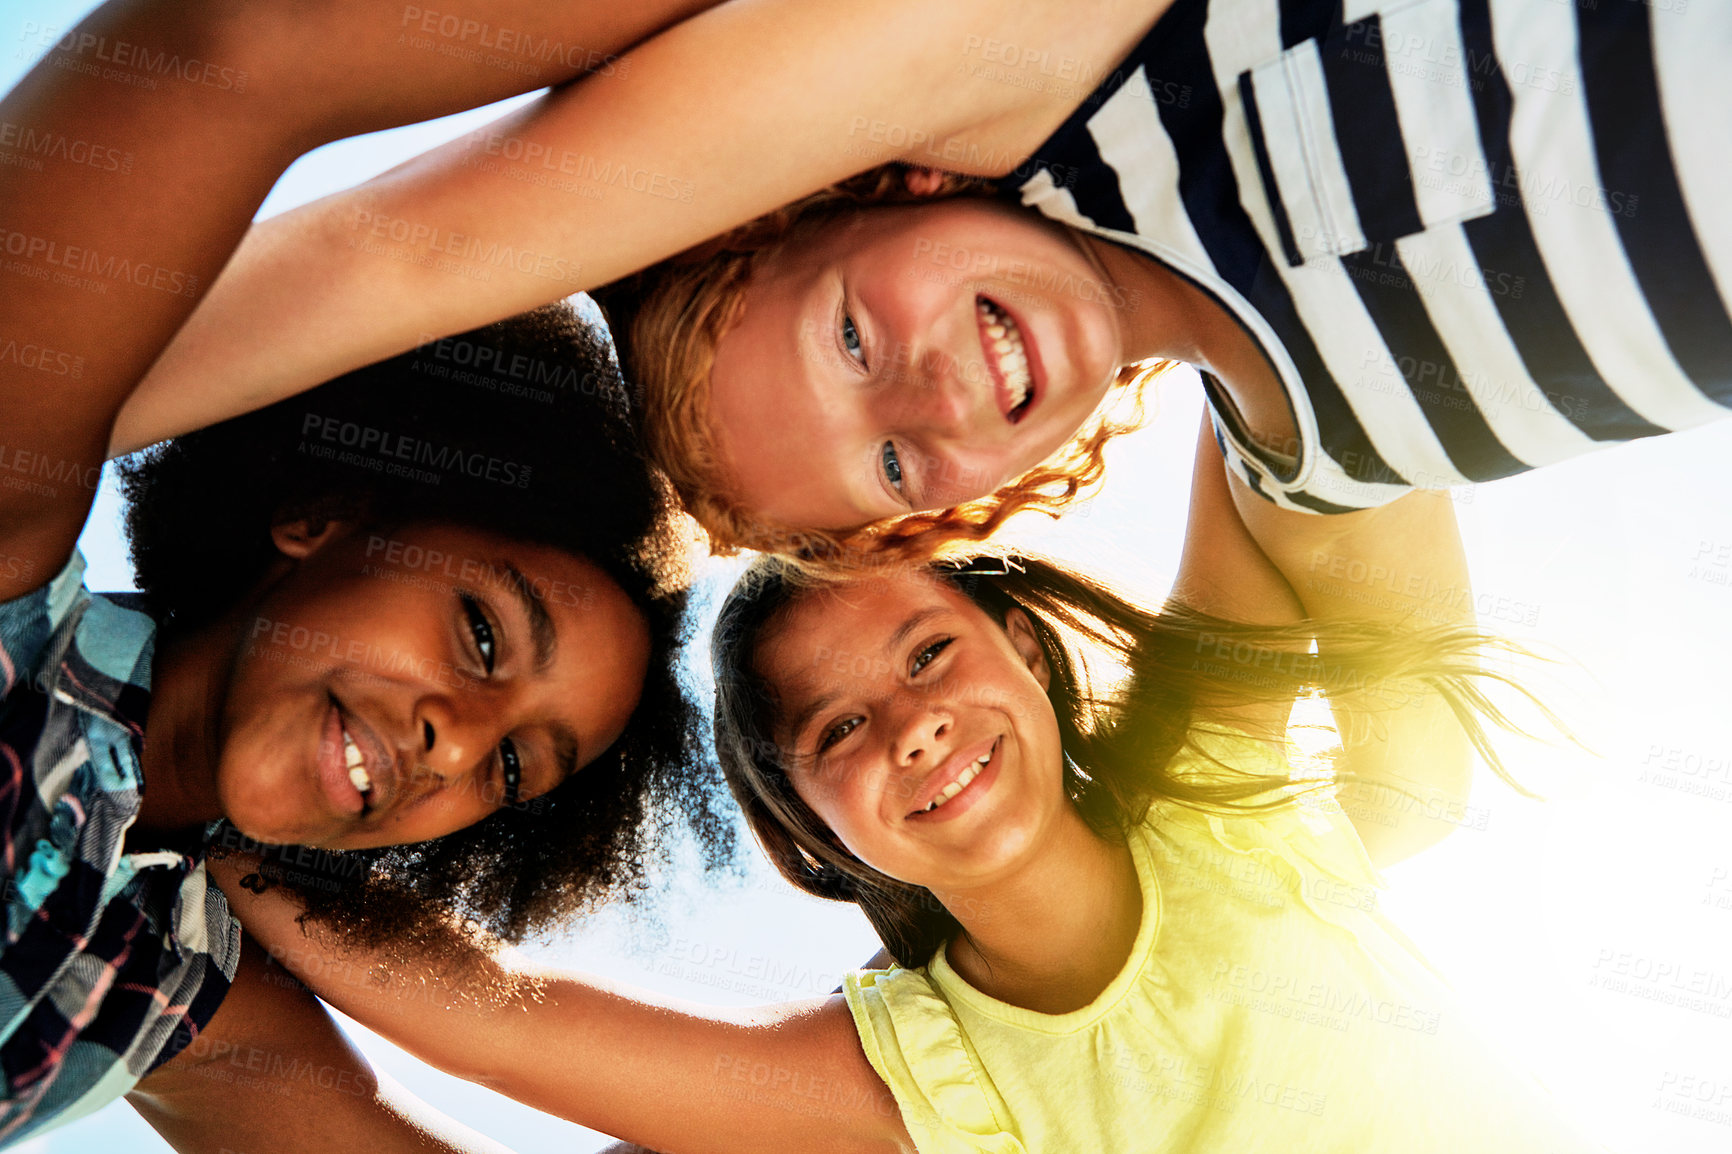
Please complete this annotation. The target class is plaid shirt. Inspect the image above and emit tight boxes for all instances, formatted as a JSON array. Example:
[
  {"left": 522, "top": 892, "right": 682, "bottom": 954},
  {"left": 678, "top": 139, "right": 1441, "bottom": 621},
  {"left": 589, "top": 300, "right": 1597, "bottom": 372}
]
[{"left": 0, "top": 553, "right": 240, "bottom": 1146}]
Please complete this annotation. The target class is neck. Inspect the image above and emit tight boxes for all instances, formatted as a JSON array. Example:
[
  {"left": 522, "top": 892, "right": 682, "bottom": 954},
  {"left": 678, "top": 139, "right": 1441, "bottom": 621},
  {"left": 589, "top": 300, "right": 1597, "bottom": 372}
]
[
  {"left": 1080, "top": 235, "right": 1296, "bottom": 456},
  {"left": 941, "top": 808, "right": 1143, "bottom": 1015},
  {"left": 136, "top": 623, "right": 228, "bottom": 838}
]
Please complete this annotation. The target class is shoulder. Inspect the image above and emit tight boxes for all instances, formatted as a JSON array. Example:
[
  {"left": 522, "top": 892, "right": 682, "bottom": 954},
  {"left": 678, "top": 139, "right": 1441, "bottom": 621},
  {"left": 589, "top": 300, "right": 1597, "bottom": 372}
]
[{"left": 0, "top": 550, "right": 90, "bottom": 692}]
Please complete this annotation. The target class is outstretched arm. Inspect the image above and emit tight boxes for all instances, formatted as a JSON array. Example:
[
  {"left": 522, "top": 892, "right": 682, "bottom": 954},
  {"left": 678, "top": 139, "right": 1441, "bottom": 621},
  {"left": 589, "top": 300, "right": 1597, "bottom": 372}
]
[
  {"left": 0, "top": 0, "right": 717, "bottom": 602},
  {"left": 211, "top": 859, "right": 907, "bottom": 1154},
  {"left": 1218, "top": 437, "right": 1478, "bottom": 867},
  {"left": 130, "top": 936, "right": 517, "bottom": 1154},
  {"left": 1174, "top": 417, "right": 1479, "bottom": 866},
  {"left": 109, "top": 0, "right": 1164, "bottom": 455}
]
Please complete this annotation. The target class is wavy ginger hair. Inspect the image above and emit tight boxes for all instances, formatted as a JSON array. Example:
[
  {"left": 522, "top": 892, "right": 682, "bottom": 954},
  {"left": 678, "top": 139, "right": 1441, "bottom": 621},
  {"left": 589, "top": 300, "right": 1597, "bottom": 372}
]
[{"left": 594, "top": 165, "right": 1175, "bottom": 569}]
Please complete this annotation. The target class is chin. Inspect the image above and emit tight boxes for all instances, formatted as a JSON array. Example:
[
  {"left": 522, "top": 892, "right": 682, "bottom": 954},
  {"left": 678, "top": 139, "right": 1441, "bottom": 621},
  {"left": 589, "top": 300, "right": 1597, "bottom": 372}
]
[
  {"left": 226, "top": 815, "right": 312, "bottom": 848},
  {"left": 219, "top": 780, "right": 323, "bottom": 848}
]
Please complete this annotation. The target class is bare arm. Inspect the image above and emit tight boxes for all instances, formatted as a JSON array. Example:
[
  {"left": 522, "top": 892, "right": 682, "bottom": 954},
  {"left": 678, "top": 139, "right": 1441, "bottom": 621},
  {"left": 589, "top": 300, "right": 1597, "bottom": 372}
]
[
  {"left": 1222, "top": 449, "right": 1477, "bottom": 867},
  {"left": 110, "top": 0, "right": 1175, "bottom": 455},
  {"left": 211, "top": 859, "right": 907, "bottom": 1154},
  {"left": 0, "top": 0, "right": 715, "bottom": 602},
  {"left": 129, "top": 936, "right": 518, "bottom": 1154},
  {"left": 1166, "top": 415, "right": 1479, "bottom": 865},
  {"left": 1168, "top": 418, "right": 1310, "bottom": 740}
]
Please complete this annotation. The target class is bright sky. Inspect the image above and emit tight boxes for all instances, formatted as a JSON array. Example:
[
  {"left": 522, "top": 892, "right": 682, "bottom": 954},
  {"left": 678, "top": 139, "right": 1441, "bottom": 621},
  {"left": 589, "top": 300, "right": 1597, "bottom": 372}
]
[{"left": 12, "top": 4, "right": 1732, "bottom": 1152}]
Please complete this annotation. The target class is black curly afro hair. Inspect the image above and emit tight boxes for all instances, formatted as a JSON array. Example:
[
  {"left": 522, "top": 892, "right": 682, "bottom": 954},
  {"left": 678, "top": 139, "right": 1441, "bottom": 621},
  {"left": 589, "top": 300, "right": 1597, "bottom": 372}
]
[{"left": 120, "top": 300, "right": 732, "bottom": 948}]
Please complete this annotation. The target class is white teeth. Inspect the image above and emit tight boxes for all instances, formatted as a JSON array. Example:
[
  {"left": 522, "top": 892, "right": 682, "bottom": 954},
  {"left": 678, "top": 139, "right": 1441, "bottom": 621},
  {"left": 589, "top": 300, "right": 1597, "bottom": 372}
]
[
  {"left": 977, "top": 299, "right": 1031, "bottom": 413},
  {"left": 920, "top": 757, "right": 987, "bottom": 814},
  {"left": 342, "top": 728, "right": 371, "bottom": 794}
]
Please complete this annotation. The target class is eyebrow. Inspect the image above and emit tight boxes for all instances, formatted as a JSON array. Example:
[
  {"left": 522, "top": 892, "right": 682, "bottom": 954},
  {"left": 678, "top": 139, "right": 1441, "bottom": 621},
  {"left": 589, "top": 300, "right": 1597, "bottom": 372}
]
[
  {"left": 887, "top": 605, "right": 949, "bottom": 653},
  {"left": 497, "top": 560, "right": 557, "bottom": 672},
  {"left": 782, "top": 605, "right": 951, "bottom": 748}
]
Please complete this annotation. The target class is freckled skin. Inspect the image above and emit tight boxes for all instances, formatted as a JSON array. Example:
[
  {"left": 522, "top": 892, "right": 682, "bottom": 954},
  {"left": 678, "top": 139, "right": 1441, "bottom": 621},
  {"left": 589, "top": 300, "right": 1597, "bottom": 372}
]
[{"left": 709, "top": 199, "right": 1127, "bottom": 530}]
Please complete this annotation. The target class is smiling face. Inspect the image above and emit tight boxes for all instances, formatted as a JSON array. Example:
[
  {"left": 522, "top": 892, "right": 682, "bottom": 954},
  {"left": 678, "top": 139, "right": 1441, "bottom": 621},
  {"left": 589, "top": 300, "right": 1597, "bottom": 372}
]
[
  {"left": 211, "top": 521, "right": 650, "bottom": 850},
  {"left": 755, "top": 571, "right": 1071, "bottom": 892},
  {"left": 707, "top": 199, "right": 1128, "bottom": 532}
]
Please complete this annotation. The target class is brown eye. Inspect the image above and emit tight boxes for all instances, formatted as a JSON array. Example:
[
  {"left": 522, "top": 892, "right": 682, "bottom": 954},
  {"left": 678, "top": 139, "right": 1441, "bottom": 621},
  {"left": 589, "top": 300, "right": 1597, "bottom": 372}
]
[
  {"left": 461, "top": 594, "right": 496, "bottom": 673},
  {"left": 498, "top": 739, "right": 522, "bottom": 807},
  {"left": 819, "top": 716, "right": 862, "bottom": 752},
  {"left": 911, "top": 638, "right": 952, "bottom": 674}
]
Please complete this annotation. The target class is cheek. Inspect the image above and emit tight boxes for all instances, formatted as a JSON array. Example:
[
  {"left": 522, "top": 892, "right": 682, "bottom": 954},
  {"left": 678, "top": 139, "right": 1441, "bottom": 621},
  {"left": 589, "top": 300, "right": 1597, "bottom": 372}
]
[
  {"left": 923, "top": 445, "right": 1017, "bottom": 499},
  {"left": 215, "top": 754, "right": 311, "bottom": 846},
  {"left": 795, "top": 766, "right": 879, "bottom": 836}
]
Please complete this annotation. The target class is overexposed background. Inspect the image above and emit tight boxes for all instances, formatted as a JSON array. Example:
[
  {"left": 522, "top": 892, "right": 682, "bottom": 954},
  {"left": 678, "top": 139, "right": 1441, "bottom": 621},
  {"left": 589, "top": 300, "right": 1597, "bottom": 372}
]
[{"left": 9, "top": 3, "right": 1732, "bottom": 1151}]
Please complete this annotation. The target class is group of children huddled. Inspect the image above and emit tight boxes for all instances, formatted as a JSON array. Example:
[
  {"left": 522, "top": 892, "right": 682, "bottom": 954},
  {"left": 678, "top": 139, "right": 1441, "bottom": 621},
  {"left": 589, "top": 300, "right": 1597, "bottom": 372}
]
[{"left": 7, "top": 0, "right": 1726, "bottom": 1150}]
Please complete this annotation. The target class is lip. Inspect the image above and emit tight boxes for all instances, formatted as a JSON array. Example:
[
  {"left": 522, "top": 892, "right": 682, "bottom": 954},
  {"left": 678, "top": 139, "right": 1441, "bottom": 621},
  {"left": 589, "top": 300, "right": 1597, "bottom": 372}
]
[
  {"left": 905, "top": 736, "right": 1001, "bottom": 823},
  {"left": 975, "top": 296, "right": 1044, "bottom": 425},
  {"left": 319, "top": 697, "right": 398, "bottom": 819},
  {"left": 317, "top": 699, "right": 365, "bottom": 817}
]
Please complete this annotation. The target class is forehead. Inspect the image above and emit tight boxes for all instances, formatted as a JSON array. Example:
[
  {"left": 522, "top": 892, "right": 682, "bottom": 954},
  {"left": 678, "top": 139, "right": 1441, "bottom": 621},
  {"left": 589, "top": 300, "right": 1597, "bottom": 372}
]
[
  {"left": 707, "top": 248, "right": 890, "bottom": 532},
  {"left": 755, "top": 571, "right": 984, "bottom": 694},
  {"left": 366, "top": 522, "right": 651, "bottom": 756},
  {"left": 363, "top": 523, "right": 624, "bottom": 608}
]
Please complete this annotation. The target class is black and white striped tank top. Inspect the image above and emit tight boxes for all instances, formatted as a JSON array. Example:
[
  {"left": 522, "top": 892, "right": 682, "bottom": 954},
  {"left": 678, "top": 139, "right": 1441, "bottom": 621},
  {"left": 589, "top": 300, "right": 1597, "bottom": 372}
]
[{"left": 997, "top": 0, "right": 1732, "bottom": 512}]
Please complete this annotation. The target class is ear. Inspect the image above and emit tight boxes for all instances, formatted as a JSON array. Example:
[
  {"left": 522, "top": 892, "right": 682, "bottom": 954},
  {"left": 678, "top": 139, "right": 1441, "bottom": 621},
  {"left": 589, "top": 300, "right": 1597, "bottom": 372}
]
[
  {"left": 1002, "top": 607, "right": 1052, "bottom": 691},
  {"left": 902, "top": 166, "right": 947, "bottom": 197},
  {"left": 268, "top": 516, "right": 353, "bottom": 559}
]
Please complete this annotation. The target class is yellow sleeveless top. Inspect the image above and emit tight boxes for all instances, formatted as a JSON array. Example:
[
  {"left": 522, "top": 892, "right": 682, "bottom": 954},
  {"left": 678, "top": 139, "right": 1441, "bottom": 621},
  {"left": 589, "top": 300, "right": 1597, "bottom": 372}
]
[{"left": 843, "top": 733, "right": 1599, "bottom": 1153}]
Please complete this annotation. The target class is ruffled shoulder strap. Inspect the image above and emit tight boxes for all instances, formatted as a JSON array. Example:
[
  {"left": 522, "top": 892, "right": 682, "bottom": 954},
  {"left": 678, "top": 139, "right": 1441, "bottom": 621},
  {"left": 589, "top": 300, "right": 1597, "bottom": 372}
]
[{"left": 844, "top": 969, "right": 1027, "bottom": 1154}]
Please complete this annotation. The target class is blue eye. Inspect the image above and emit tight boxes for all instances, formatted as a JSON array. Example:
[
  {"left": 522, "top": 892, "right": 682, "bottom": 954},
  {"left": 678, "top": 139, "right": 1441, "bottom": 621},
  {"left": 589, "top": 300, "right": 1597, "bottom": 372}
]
[
  {"left": 841, "top": 314, "right": 864, "bottom": 362},
  {"left": 499, "top": 739, "right": 522, "bottom": 807},
  {"left": 882, "top": 442, "right": 903, "bottom": 492},
  {"left": 461, "top": 594, "right": 496, "bottom": 673}
]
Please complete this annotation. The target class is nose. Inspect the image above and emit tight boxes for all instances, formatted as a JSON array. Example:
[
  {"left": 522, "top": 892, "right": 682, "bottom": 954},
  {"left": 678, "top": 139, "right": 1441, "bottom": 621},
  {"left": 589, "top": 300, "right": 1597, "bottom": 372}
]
[
  {"left": 413, "top": 692, "right": 507, "bottom": 800},
  {"left": 881, "top": 693, "right": 953, "bottom": 809},
  {"left": 885, "top": 351, "right": 977, "bottom": 439},
  {"left": 887, "top": 691, "right": 952, "bottom": 767}
]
